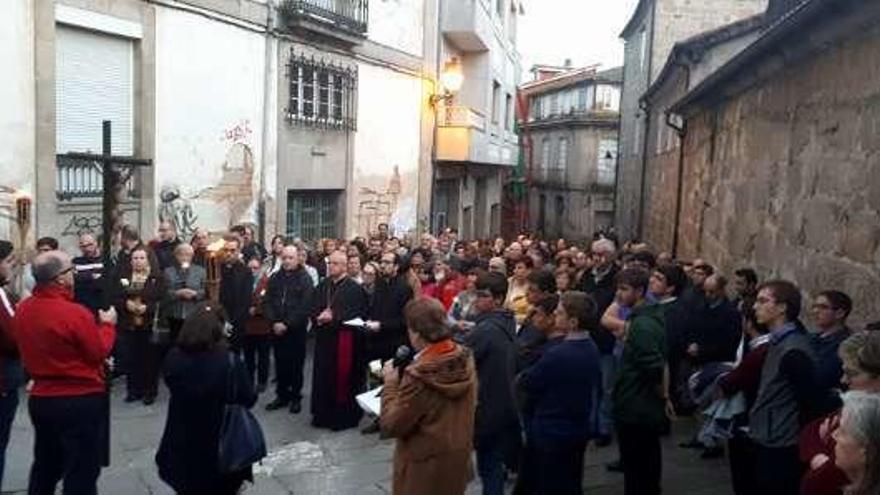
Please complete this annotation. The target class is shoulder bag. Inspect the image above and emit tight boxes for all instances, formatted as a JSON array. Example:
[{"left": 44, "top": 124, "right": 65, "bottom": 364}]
[{"left": 218, "top": 352, "right": 267, "bottom": 473}]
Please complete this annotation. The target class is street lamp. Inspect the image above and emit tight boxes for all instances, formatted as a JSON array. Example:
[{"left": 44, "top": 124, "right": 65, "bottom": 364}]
[{"left": 430, "top": 57, "right": 464, "bottom": 106}]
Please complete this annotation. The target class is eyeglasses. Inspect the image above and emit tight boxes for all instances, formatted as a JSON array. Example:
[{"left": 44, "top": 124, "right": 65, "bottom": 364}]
[
  {"left": 475, "top": 290, "right": 493, "bottom": 298},
  {"left": 55, "top": 266, "right": 75, "bottom": 278},
  {"left": 379, "top": 260, "right": 395, "bottom": 265}
]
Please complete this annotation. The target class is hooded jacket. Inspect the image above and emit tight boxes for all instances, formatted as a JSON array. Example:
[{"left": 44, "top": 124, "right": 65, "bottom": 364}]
[
  {"left": 381, "top": 341, "right": 477, "bottom": 495},
  {"left": 464, "top": 309, "right": 520, "bottom": 439}
]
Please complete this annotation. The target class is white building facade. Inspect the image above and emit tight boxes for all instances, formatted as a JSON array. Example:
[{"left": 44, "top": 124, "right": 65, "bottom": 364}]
[{"left": 1, "top": 0, "right": 504, "bottom": 252}]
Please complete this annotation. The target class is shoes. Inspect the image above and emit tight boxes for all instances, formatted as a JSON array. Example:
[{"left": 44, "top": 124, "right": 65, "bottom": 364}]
[
  {"left": 256, "top": 383, "right": 267, "bottom": 394},
  {"left": 701, "top": 446, "right": 725, "bottom": 459},
  {"left": 679, "top": 438, "right": 705, "bottom": 449},
  {"left": 142, "top": 396, "right": 156, "bottom": 406},
  {"left": 361, "top": 419, "right": 381, "bottom": 435},
  {"left": 606, "top": 459, "right": 624, "bottom": 472},
  {"left": 124, "top": 394, "right": 142, "bottom": 403},
  {"left": 289, "top": 400, "right": 302, "bottom": 414},
  {"left": 265, "top": 398, "right": 290, "bottom": 411},
  {"left": 595, "top": 435, "right": 613, "bottom": 447}
]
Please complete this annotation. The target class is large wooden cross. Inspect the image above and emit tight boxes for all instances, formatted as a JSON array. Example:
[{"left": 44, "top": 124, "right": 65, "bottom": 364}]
[{"left": 64, "top": 120, "right": 152, "bottom": 263}]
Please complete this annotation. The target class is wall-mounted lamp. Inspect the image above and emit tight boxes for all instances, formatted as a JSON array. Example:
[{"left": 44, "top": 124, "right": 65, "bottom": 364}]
[{"left": 430, "top": 57, "right": 464, "bottom": 107}]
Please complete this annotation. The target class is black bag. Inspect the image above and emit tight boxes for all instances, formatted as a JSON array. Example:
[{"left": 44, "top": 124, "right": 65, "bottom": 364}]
[{"left": 218, "top": 352, "right": 266, "bottom": 473}]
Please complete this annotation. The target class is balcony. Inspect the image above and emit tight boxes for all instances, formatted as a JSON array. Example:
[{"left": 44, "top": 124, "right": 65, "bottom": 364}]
[
  {"left": 436, "top": 106, "right": 516, "bottom": 166},
  {"left": 441, "top": 0, "right": 492, "bottom": 52},
  {"left": 532, "top": 168, "right": 566, "bottom": 187},
  {"left": 55, "top": 154, "right": 139, "bottom": 201},
  {"left": 279, "top": 0, "right": 368, "bottom": 41}
]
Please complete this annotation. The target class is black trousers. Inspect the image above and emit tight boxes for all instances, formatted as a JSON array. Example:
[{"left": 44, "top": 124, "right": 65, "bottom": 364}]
[
  {"left": 728, "top": 433, "right": 756, "bottom": 495},
  {"left": 243, "top": 335, "right": 271, "bottom": 386},
  {"left": 617, "top": 423, "right": 662, "bottom": 495},
  {"left": 122, "top": 330, "right": 151, "bottom": 398},
  {"left": 28, "top": 394, "right": 106, "bottom": 495},
  {"left": 273, "top": 327, "right": 306, "bottom": 402},
  {"left": 754, "top": 444, "right": 803, "bottom": 495},
  {"left": 533, "top": 438, "right": 587, "bottom": 495}
]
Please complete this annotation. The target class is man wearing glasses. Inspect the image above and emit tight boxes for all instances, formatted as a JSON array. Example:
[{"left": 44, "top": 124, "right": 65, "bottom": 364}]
[
  {"left": 72, "top": 233, "right": 108, "bottom": 316},
  {"left": 809, "top": 290, "right": 853, "bottom": 393},
  {"left": 13, "top": 250, "right": 117, "bottom": 494}
]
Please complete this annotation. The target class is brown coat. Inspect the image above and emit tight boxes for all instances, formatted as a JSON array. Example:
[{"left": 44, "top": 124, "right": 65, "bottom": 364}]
[{"left": 380, "top": 342, "right": 477, "bottom": 495}]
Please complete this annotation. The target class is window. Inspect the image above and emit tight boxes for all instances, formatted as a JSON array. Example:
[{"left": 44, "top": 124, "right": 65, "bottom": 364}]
[
  {"left": 557, "top": 138, "right": 568, "bottom": 169},
  {"left": 595, "top": 85, "right": 620, "bottom": 111},
  {"left": 541, "top": 138, "right": 552, "bottom": 170},
  {"left": 56, "top": 25, "right": 134, "bottom": 154},
  {"left": 548, "top": 93, "right": 558, "bottom": 116},
  {"left": 577, "top": 87, "right": 588, "bottom": 111},
  {"left": 491, "top": 81, "right": 501, "bottom": 124},
  {"left": 496, "top": 0, "right": 504, "bottom": 18},
  {"left": 598, "top": 139, "right": 618, "bottom": 185},
  {"left": 639, "top": 28, "right": 648, "bottom": 71},
  {"left": 505, "top": 93, "right": 513, "bottom": 130},
  {"left": 286, "top": 52, "right": 357, "bottom": 130},
  {"left": 287, "top": 190, "right": 340, "bottom": 242}
]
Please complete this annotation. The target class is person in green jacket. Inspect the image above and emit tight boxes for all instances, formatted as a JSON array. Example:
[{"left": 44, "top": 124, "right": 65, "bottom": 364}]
[{"left": 612, "top": 264, "right": 687, "bottom": 495}]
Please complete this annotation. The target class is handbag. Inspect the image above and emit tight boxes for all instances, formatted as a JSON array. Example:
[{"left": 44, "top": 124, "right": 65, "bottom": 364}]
[
  {"left": 218, "top": 352, "right": 267, "bottom": 473},
  {"left": 151, "top": 302, "right": 171, "bottom": 346}
]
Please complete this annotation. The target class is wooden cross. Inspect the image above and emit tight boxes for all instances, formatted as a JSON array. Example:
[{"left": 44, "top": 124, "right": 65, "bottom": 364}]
[{"left": 64, "top": 120, "right": 152, "bottom": 263}]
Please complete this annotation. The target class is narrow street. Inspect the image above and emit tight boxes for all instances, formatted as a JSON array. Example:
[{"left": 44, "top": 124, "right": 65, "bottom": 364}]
[{"left": 2, "top": 346, "right": 733, "bottom": 495}]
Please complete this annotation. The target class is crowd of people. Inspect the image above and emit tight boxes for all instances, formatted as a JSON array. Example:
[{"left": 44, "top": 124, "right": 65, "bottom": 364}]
[{"left": 0, "top": 221, "right": 878, "bottom": 495}]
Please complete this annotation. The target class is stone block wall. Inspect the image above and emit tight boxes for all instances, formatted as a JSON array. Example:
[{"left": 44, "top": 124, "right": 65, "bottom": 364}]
[{"left": 677, "top": 18, "right": 880, "bottom": 324}]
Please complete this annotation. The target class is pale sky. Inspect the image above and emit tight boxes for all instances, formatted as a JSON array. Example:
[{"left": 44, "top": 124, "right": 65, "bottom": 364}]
[{"left": 517, "top": 0, "right": 640, "bottom": 79}]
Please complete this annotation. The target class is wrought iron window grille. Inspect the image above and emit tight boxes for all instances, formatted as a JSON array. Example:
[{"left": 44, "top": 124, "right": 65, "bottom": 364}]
[{"left": 285, "top": 52, "right": 358, "bottom": 131}]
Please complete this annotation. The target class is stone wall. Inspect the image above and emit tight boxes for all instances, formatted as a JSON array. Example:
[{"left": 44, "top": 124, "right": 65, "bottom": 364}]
[{"left": 678, "top": 15, "right": 880, "bottom": 324}]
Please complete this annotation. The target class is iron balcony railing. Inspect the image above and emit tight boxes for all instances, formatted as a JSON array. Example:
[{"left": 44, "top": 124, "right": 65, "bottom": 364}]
[
  {"left": 280, "top": 0, "right": 369, "bottom": 35},
  {"left": 55, "top": 154, "right": 138, "bottom": 201}
]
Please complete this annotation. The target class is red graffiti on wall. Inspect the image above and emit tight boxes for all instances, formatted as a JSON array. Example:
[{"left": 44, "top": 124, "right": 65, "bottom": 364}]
[{"left": 220, "top": 120, "right": 253, "bottom": 144}]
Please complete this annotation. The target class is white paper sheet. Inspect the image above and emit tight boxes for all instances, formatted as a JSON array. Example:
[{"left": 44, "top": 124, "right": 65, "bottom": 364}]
[
  {"left": 343, "top": 317, "right": 366, "bottom": 327},
  {"left": 356, "top": 386, "right": 382, "bottom": 416}
]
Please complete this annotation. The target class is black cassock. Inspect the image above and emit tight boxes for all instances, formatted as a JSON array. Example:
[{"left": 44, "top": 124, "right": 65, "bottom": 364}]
[{"left": 310, "top": 276, "right": 369, "bottom": 431}]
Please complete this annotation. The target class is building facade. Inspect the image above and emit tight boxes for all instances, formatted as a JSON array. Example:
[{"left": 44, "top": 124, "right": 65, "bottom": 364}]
[
  {"left": 660, "top": 0, "right": 880, "bottom": 324},
  {"left": 432, "top": 0, "right": 523, "bottom": 240},
  {"left": 613, "top": 0, "right": 767, "bottom": 241},
  {"left": 519, "top": 66, "right": 621, "bottom": 241},
  {"left": 0, "top": 0, "right": 455, "bottom": 252},
  {"left": 640, "top": 15, "right": 763, "bottom": 254}
]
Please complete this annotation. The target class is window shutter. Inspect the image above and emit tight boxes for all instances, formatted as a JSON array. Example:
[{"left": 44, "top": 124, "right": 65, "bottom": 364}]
[{"left": 56, "top": 25, "right": 133, "bottom": 155}]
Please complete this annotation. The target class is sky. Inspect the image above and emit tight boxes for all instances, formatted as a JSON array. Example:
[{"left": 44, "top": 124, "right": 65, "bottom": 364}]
[{"left": 517, "top": 0, "right": 640, "bottom": 80}]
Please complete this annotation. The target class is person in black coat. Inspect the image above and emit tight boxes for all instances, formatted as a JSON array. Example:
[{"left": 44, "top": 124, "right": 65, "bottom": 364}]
[
  {"left": 364, "top": 251, "right": 413, "bottom": 363},
  {"left": 464, "top": 271, "right": 520, "bottom": 495},
  {"left": 576, "top": 238, "right": 620, "bottom": 444},
  {"left": 149, "top": 221, "right": 182, "bottom": 272},
  {"left": 263, "top": 246, "right": 314, "bottom": 413},
  {"left": 310, "top": 251, "right": 369, "bottom": 431},
  {"left": 686, "top": 274, "right": 742, "bottom": 365},
  {"left": 72, "top": 233, "right": 108, "bottom": 314},
  {"left": 156, "top": 304, "right": 257, "bottom": 495},
  {"left": 219, "top": 235, "right": 253, "bottom": 352}
]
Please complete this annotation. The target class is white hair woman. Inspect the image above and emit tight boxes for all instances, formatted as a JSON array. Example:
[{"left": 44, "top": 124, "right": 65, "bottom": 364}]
[{"left": 834, "top": 391, "right": 880, "bottom": 495}]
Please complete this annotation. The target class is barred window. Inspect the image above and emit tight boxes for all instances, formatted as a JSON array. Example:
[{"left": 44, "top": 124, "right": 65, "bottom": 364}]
[{"left": 286, "top": 52, "right": 357, "bottom": 130}]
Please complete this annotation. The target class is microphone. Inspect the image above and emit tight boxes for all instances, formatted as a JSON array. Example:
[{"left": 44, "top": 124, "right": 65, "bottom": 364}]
[{"left": 392, "top": 345, "right": 414, "bottom": 373}]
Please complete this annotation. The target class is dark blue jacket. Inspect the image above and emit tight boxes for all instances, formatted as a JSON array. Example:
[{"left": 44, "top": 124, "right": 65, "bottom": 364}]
[
  {"left": 520, "top": 334, "right": 601, "bottom": 444},
  {"left": 810, "top": 327, "right": 851, "bottom": 392}
]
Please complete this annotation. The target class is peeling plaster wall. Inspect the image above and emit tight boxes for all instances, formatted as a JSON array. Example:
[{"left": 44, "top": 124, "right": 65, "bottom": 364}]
[
  {"left": 0, "top": 0, "right": 36, "bottom": 245},
  {"left": 350, "top": 62, "right": 423, "bottom": 238},
  {"left": 154, "top": 6, "right": 266, "bottom": 237}
]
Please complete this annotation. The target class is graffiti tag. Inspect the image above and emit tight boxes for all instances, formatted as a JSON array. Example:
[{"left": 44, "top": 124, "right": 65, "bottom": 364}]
[{"left": 220, "top": 120, "right": 253, "bottom": 145}]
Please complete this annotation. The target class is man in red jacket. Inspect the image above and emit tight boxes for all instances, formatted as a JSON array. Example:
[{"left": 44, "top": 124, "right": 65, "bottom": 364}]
[{"left": 13, "top": 250, "right": 116, "bottom": 495}]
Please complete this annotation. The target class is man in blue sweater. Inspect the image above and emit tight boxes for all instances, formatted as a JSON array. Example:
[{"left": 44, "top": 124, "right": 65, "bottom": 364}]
[
  {"left": 808, "top": 290, "right": 852, "bottom": 393},
  {"left": 520, "top": 291, "right": 601, "bottom": 494}
]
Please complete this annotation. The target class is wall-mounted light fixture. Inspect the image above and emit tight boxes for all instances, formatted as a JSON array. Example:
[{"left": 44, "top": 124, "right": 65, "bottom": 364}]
[{"left": 430, "top": 57, "right": 464, "bottom": 107}]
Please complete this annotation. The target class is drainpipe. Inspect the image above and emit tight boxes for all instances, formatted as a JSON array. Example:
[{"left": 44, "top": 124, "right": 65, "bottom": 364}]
[
  {"left": 258, "top": 3, "right": 275, "bottom": 243},
  {"left": 428, "top": 0, "right": 443, "bottom": 235}
]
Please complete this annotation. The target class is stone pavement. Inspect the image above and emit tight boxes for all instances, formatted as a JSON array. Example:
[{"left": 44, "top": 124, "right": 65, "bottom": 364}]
[{"left": 0, "top": 352, "right": 735, "bottom": 494}]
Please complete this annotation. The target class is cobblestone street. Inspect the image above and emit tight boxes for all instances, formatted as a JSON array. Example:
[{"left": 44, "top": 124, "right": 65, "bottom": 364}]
[{"left": 1, "top": 348, "right": 734, "bottom": 495}]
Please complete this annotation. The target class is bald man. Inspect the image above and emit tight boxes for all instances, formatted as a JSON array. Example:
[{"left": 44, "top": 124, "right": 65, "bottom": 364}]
[
  {"left": 264, "top": 245, "right": 314, "bottom": 413},
  {"left": 14, "top": 251, "right": 117, "bottom": 493},
  {"left": 149, "top": 221, "right": 181, "bottom": 271},
  {"left": 310, "top": 250, "right": 369, "bottom": 431},
  {"left": 72, "top": 233, "right": 108, "bottom": 315}
]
